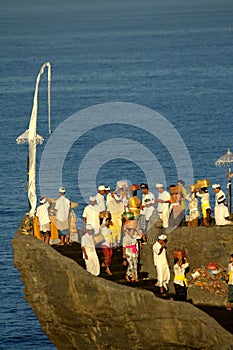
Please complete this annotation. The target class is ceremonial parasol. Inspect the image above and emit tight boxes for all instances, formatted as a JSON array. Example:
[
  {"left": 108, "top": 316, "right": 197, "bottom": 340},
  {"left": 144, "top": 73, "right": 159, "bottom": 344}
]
[
  {"left": 16, "top": 62, "right": 51, "bottom": 217},
  {"left": 16, "top": 129, "right": 44, "bottom": 145},
  {"left": 215, "top": 148, "right": 233, "bottom": 215}
]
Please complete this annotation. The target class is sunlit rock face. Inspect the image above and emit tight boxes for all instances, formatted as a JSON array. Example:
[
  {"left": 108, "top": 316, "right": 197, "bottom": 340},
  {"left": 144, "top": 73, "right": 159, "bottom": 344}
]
[{"left": 13, "top": 230, "right": 233, "bottom": 350}]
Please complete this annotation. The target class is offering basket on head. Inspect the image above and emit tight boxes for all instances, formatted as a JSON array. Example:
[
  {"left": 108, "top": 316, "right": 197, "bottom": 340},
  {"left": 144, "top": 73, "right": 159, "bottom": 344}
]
[
  {"left": 173, "top": 249, "right": 186, "bottom": 260},
  {"left": 189, "top": 184, "right": 197, "bottom": 193},
  {"left": 196, "top": 179, "right": 210, "bottom": 189},
  {"left": 129, "top": 184, "right": 140, "bottom": 191},
  {"left": 116, "top": 180, "right": 129, "bottom": 189},
  {"left": 99, "top": 211, "right": 112, "bottom": 220}
]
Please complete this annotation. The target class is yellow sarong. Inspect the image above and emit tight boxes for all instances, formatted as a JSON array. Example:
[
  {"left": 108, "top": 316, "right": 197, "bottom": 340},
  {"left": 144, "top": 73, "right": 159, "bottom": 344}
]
[
  {"left": 201, "top": 202, "right": 210, "bottom": 219},
  {"left": 174, "top": 274, "right": 188, "bottom": 287}
]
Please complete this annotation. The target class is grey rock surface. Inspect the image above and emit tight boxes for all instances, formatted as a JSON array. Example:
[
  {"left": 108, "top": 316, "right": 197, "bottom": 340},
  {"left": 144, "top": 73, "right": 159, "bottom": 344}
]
[
  {"left": 141, "top": 224, "right": 233, "bottom": 306},
  {"left": 13, "top": 232, "right": 233, "bottom": 350}
]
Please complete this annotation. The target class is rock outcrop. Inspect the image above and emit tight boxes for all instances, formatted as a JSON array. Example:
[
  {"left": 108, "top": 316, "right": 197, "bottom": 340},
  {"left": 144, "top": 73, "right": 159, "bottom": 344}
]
[{"left": 13, "top": 232, "right": 233, "bottom": 350}]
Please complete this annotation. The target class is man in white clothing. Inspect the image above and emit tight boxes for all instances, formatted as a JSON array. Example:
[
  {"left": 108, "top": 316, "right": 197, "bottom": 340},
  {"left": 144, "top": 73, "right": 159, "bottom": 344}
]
[
  {"left": 55, "top": 187, "right": 71, "bottom": 245},
  {"left": 105, "top": 186, "right": 114, "bottom": 211},
  {"left": 81, "top": 224, "right": 100, "bottom": 276},
  {"left": 143, "top": 197, "right": 155, "bottom": 221},
  {"left": 153, "top": 234, "right": 170, "bottom": 295},
  {"left": 215, "top": 198, "right": 231, "bottom": 225},
  {"left": 96, "top": 185, "right": 106, "bottom": 212},
  {"left": 141, "top": 196, "right": 160, "bottom": 237},
  {"left": 155, "top": 183, "right": 170, "bottom": 228},
  {"left": 212, "top": 184, "right": 227, "bottom": 225},
  {"left": 140, "top": 183, "right": 155, "bottom": 208},
  {"left": 82, "top": 196, "right": 100, "bottom": 234},
  {"left": 212, "top": 184, "right": 226, "bottom": 206},
  {"left": 36, "top": 197, "right": 51, "bottom": 244}
]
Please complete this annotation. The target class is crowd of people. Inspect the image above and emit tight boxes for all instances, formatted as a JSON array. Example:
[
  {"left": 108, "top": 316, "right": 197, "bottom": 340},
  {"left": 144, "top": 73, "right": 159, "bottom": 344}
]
[{"left": 34, "top": 181, "right": 233, "bottom": 310}]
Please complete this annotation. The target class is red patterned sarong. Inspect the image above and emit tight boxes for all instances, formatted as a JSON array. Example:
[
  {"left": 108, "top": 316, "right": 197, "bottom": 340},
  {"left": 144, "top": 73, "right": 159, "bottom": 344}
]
[{"left": 102, "top": 245, "right": 113, "bottom": 267}]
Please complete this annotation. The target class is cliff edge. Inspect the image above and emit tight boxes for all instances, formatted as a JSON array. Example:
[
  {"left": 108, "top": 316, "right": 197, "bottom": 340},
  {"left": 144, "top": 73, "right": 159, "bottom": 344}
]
[{"left": 13, "top": 231, "right": 233, "bottom": 350}]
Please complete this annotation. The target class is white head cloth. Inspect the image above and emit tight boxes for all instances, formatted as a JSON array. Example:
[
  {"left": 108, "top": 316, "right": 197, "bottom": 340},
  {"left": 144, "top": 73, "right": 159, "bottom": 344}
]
[
  {"left": 59, "top": 187, "right": 66, "bottom": 193},
  {"left": 40, "top": 198, "right": 46, "bottom": 204},
  {"left": 212, "top": 184, "right": 220, "bottom": 189},
  {"left": 156, "top": 183, "right": 164, "bottom": 188},
  {"left": 158, "top": 234, "right": 167, "bottom": 241}
]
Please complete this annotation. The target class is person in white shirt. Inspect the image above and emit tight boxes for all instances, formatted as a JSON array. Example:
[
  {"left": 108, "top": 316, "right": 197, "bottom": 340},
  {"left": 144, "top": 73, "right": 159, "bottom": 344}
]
[
  {"left": 140, "top": 196, "right": 159, "bottom": 238},
  {"left": 140, "top": 183, "right": 155, "bottom": 208},
  {"left": 119, "top": 187, "right": 130, "bottom": 210},
  {"left": 100, "top": 218, "right": 113, "bottom": 276},
  {"left": 215, "top": 199, "right": 231, "bottom": 225},
  {"left": 36, "top": 197, "right": 51, "bottom": 244},
  {"left": 105, "top": 186, "right": 114, "bottom": 211},
  {"left": 81, "top": 224, "right": 100, "bottom": 276},
  {"left": 196, "top": 187, "right": 211, "bottom": 227},
  {"left": 82, "top": 196, "right": 100, "bottom": 234},
  {"left": 96, "top": 185, "right": 106, "bottom": 212},
  {"left": 55, "top": 187, "right": 71, "bottom": 245},
  {"left": 173, "top": 257, "right": 189, "bottom": 301},
  {"left": 155, "top": 183, "right": 170, "bottom": 228},
  {"left": 186, "top": 191, "right": 200, "bottom": 227},
  {"left": 122, "top": 220, "right": 142, "bottom": 282},
  {"left": 108, "top": 194, "right": 124, "bottom": 246},
  {"left": 212, "top": 184, "right": 227, "bottom": 224},
  {"left": 212, "top": 184, "right": 226, "bottom": 206},
  {"left": 142, "top": 197, "right": 155, "bottom": 221},
  {"left": 153, "top": 234, "right": 170, "bottom": 295}
]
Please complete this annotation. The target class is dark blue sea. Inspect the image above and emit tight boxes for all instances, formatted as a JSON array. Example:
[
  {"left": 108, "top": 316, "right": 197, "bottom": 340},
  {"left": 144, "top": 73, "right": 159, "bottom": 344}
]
[{"left": 1, "top": 0, "right": 233, "bottom": 348}]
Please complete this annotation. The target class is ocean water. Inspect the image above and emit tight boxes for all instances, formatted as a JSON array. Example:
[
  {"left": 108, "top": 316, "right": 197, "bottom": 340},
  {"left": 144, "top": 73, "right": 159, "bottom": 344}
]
[{"left": 1, "top": 0, "right": 233, "bottom": 348}]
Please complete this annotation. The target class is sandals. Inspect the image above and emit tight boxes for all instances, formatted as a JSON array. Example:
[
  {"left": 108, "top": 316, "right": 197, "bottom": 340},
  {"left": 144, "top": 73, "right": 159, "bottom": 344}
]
[{"left": 125, "top": 275, "right": 131, "bottom": 282}]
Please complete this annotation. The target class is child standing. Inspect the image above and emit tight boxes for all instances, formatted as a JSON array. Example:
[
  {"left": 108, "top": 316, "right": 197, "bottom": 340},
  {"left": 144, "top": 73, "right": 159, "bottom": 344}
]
[
  {"left": 226, "top": 253, "right": 233, "bottom": 311},
  {"left": 100, "top": 218, "right": 113, "bottom": 276},
  {"left": 122, "top": 220, "right": 142, "bottom": 282},
  {"left": 173, "top": 257, "right": 189, "bottom": 301}
]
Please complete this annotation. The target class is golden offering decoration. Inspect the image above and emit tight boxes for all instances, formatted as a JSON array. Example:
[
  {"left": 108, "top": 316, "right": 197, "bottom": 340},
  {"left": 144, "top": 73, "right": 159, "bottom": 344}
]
[
  {"left": 70, "top": 201, "right": 78, "bottom": 209},
  {"left": 99, "top": 211, "right": 112, "bottom": 219},
  {"left": 196, "top": 179, "right": 210, "bottom": 188},
  {"left": 189, "top": 183, "right": 197, "bottom": 192}
]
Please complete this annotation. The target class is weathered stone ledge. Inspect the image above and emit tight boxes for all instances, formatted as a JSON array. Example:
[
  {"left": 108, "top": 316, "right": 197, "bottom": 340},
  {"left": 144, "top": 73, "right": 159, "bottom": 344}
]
[{"left": 12, "top": 230, "right": 233, "bottom": 350}]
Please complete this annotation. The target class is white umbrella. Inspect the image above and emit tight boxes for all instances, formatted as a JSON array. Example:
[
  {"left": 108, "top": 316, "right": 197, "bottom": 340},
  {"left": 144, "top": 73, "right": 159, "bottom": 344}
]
[
  {"left": 215, "top": 148, "right": 233, "bottom": 215},
  {"left": 16, "top": 129, "right": 44, "bottom": 145},
  {"left": 215, "top": 148, "right": 233, "bottom": 167}
]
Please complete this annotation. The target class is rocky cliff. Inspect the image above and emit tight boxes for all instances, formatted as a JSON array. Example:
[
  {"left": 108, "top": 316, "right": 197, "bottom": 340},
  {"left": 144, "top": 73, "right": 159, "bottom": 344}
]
[{"left": 13, "top": 228, "right": 233, "bottom": 350}]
